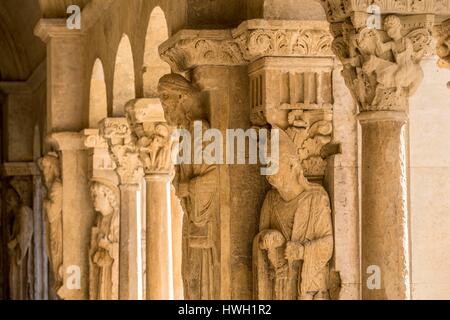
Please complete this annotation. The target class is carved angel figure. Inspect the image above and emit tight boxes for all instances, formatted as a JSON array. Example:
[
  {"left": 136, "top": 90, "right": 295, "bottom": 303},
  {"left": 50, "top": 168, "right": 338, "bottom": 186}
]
[
  {"left": 158, "top": 74, "right": 219, "bottom": 300},
  {"left": 88, "top": 181, "right": 119, "bottom": 300},
  {"left": 361, "top": 15, "right": 424, "bottom": 97},
  {"left": 38, "top": 152, "right": 63, "bottom": 296},
  {"left": 6, "top": 187, "right": 33, "bottom": 300},
  {"left": 253, "top": 128, "right": 333, "bottom": 300}
]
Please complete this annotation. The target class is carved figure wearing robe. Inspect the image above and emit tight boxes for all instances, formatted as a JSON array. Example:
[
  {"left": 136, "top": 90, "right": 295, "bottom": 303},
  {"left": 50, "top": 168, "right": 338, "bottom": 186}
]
[
  {"left": 88, "top": 181, "right": 119, "bottom": 300},
  {"left": 158, "top": 73, "right": 219, "bottom": 300},
  {"left": 6, "top": 187, "right": 33, "bottom": 300},
  {"left": 38, "top": 152, "right": 63, "bottom": 294},
  {"left": 253, "top": 128, "right": 333, "bottom": 300}
]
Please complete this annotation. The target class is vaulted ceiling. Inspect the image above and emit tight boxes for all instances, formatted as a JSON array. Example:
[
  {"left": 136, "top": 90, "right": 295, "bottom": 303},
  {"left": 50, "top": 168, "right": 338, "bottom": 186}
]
[{"left": 0, "top": 0, "right": 46, "bottom": 81}]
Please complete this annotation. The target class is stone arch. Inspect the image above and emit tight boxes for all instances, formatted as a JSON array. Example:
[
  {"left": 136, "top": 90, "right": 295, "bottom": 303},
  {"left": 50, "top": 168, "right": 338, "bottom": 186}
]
[
  {"left": 142, "top": 6, "right": 171, "bottom": 98},
  {"left": 112, "top": 34, "right": 136, "bottom": 116},
  {"left": 88, "top": 59, "right": 107, "bottom": 128}
]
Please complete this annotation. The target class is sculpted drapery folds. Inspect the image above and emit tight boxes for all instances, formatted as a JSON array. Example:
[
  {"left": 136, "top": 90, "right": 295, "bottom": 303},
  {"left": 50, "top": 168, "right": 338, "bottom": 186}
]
[
  {"left": 88, "top": 181, "right": 119, "bottom": 300},
  {"left": 38, "top": 152, "right": 63, "bottom": 296},
  {"left": 253, "top": 128, "right": 333, "bottom": 300},
  {"left": 158, "top": 74, "right": 220, "bottom": 300},
  {"left": 333, "top": 14, "right": 430, "bottom": 111},
  {"left": 6, "top": 187, "right": 33, "bottom": 300}
]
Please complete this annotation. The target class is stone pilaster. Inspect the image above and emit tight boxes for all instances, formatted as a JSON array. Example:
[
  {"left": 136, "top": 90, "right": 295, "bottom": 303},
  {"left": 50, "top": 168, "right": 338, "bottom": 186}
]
[
  {"left": 319, "top": 1, "right": 436, "bottom": 299},
  {"left": 34, "top": 20, "right": 85, "bottom": 131},
  {"left": 48, "top": 132, "right": 94, "bottom": 300},
  {"left": 100, "top": 118, "right": 143, "bottom": 300},
  {"left": 125, "top": 99, "right": 175, "bottom": 300}
]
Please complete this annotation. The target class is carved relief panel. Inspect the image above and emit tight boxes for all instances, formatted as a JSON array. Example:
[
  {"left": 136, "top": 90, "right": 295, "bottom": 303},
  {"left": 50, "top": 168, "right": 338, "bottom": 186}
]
[{"left": 249, "top": 57, "right": 335, "bottom": 181}]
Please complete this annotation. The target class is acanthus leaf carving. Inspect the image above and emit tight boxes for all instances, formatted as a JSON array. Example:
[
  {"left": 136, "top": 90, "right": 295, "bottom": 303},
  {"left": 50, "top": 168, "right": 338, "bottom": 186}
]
[
  {"left": 100, "top": 118, "right": 144, "bottom": 185},
  {"left": 159, "top": 20, "right": 334, "bottom": 73}
]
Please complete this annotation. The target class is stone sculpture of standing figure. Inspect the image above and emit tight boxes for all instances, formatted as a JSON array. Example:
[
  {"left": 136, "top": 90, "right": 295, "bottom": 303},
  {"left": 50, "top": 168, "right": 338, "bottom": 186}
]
[
  {"left": 158, "top": 73, "right": 219, "bottom": 300},
  {"left": 88, "top": 180, "right": 119, "bottom": 300},
  {"left": 6, "top": 187, "right": 33, "bottom": 300},
  {"left": 253, "top": 128, "right": 334, "bottom": 300},
  {"left": 38, "top": 152, "right": 63, "bottom": 296}
]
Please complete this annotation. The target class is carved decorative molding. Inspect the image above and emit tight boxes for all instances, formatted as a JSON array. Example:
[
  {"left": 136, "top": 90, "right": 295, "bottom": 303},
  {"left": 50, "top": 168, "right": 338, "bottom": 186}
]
[
  {"left": 99, "top": 118, "right": 144, "bottom": 185},
  {"left": 318, "top": 0, "right": 450, "bottom": 23},
  {"left": 125, "top": 99, "right": 174, "bottom": 176},
  {"left": 83, "top": 129, "right": 116, "bottom": 173},
  {"left": 159, "top": 20, "right": 334, "bottom": 72}
]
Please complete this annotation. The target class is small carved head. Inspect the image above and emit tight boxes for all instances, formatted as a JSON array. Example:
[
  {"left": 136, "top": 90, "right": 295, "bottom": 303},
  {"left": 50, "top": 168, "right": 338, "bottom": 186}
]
[
  {"left": 5, "top": 187, "right": 21, "bottom": 213},
  {"left": 157, "top": 74, "right": 204, "bottom": 128},
  {"left": 38, "top": 152, "right": 61, "bottom": 186},
  {"left": 384, "top": 15, "right": 402, "bottom": 40},
  {"left": 90, "top": 181, "right": 119, "bottom": 217},
  {"left": 266, "top": 128, "right": 309, "bottom": 201}
]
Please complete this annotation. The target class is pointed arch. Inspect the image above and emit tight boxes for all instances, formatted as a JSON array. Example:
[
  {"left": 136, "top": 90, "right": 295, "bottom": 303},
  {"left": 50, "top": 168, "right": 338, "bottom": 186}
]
[
  {"left": 88, "top": 59, "right": 107, "bottom": 128},
  {"left": 142, "top": 6, "right": 170, "bottom": 98},
  {"left": 113, "top": 34, "right": 136, "bottom": 116}
]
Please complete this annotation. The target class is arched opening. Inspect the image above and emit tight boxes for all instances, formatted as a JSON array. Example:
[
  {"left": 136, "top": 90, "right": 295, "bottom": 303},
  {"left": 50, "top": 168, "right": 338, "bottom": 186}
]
[
  {"left": 113, "top": 35, "right": 135, "bottom": 116},
  {"left": 88, "top": 59, "right": 107, "bottom": 128},
  {"left": 142, "top": 7, "right": 170, "bottom": 98}
]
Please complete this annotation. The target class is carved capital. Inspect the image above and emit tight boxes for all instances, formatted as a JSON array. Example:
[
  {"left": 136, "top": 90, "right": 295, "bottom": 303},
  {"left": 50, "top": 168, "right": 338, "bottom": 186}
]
[
  {"left": 159, "top": 20, "right": 334, "bottom": 72},
  {"left": 125, "top": 99, "right": 175, "bottom": 176},
  {"left": 435, "top": 19, "right": 450, "bottom": 88},
  {"left": 233, "top": 20, "right": 334, "bottom": 61},
  {"left": 83, "top": 129, "right": 116, "bottom": 175},
  {"left": 99, "top": 118, "right": 143, "bottom": 185},
  {"left": 159, "top": 29, "right": 246, "bottom": 73},
  {"left": 330, "top": 14, "right": 434, "bottom": 112}
]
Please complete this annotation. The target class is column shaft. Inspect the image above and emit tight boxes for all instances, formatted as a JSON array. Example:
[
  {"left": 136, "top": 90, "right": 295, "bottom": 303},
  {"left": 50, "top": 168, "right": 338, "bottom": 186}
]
[
  {"left": 359, "top": 112, "right": 410, "bottom": 300},
  {"left": 145, "top": 174, "right": 173, "bottom": 300},
  {"left": 119, "top": 184, "right": 141, "bottom": 300}
]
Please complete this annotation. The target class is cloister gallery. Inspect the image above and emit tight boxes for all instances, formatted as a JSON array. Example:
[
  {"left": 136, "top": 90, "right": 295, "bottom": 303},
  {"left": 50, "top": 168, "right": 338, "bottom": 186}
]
[{"left": 1, "top": 0, "right": 450, "bottom": 300}]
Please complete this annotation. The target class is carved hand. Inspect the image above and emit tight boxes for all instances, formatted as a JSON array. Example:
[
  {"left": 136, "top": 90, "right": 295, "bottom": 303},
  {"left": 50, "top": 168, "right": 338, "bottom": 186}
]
[
  {"left": 284, "top": 241, "right": 305, "bottom": 261},
  {"left": 98, "top": 238, "right": 111, "bottom": 251}
]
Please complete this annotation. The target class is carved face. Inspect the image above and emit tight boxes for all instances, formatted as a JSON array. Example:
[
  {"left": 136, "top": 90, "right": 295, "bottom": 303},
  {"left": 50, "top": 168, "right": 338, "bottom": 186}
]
[
  {"left": 91, "top": 185, "right": 113, "bottom": 217},
  {"left": 159, "top": 89, "right": 191, "bottom": 128},
  {"left": 6, "top": 189, "right": 19, "bottom": 213},
  {"left": 266, "top": 156, "right": 302, "bottom": 201},
  {"left": 386, "top": 25, "right": 402, "bottom": 41}
]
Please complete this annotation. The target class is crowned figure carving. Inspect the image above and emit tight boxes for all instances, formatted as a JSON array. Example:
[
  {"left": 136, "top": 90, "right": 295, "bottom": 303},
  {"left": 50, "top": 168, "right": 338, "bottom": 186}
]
[
  {"left": 253, "top": 127, "right": 333, "bottom": 300},
  {"left": 158, "top": 73, "right": 220, "bottom": 300},
  {"left": 88, "top": 180, "right": 119, "bottom": 300}
]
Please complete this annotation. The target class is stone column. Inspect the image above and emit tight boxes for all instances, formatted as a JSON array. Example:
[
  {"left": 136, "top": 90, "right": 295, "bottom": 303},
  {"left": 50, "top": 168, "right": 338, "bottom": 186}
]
[
  {"left": 100, "top": 118, "right": 144, "bottom": 300},
  {"left": 125, "top": 99, "right": 174, "bottom": 300},
  {"left": 319, "top": 2, "right": 437, "bottom": 299},
  {"left": 49, "top": 132, "right": 95, "bottom": 300}
]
